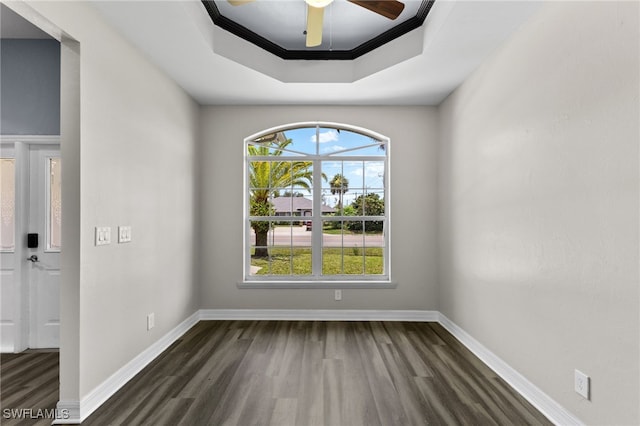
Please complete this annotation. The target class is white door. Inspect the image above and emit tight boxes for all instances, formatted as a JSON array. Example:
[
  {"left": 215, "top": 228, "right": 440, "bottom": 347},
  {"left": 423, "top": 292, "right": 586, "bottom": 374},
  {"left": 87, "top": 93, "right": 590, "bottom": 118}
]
[
  {"left": 0, "top": 146, "right": 17, "bottom": 351},
  {"left": 27, "top": 146, "right": 61, "bottom": 348}
]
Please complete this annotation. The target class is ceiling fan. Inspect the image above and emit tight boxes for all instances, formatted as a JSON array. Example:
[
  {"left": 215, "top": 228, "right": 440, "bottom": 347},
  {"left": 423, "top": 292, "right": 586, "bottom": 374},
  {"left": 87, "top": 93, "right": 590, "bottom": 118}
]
[{"left": 227, "top": 0, "right": 405, "bottom": 47}]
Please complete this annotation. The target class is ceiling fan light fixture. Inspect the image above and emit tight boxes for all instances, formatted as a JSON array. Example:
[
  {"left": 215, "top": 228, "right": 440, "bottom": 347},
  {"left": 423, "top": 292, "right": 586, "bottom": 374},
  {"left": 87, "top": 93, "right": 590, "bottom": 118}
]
[{"left": 305, "top": 0, "right": 333, "bottom": 8}]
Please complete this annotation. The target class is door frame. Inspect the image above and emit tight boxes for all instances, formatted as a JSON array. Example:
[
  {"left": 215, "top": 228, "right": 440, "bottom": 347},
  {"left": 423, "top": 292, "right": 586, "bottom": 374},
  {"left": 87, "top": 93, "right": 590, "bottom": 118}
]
[
  {"left": 1, "top": 135, "right": 60, "bottom": 353},
  {"left": 2, "top": 1, "right": 82, "bottom": 416}
]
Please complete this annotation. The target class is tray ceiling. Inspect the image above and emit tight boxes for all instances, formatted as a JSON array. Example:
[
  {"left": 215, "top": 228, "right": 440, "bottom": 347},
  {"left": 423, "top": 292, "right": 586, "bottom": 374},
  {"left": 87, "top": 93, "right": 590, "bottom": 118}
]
[{"left": 203, "top": 0, "right": 434, "bottom": 60}]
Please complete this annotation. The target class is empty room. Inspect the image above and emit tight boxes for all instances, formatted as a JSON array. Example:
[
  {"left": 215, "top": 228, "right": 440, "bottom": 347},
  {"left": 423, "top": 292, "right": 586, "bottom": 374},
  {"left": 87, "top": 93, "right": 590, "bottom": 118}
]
[{"left": 0, "top": 0, "right": 638, "bottom": 425}]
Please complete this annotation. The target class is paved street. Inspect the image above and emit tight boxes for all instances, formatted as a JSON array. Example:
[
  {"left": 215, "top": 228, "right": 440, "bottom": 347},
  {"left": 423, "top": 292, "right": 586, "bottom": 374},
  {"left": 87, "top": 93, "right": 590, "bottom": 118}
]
[{"left": 250, "top": 225, "right": 383, "bottom": 247}]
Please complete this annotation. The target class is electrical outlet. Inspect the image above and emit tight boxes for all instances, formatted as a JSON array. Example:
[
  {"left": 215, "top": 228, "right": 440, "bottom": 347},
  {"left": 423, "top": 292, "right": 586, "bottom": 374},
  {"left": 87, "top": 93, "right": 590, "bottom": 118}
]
[
  {"left": 574, "top": 369, "right": 590, "bottom": 399},
  {"left": 334, "top": 289, "right": 342, "bottom": 301},
  {"left": 147, "top": 313, "right": 155, "bottom": 330}
]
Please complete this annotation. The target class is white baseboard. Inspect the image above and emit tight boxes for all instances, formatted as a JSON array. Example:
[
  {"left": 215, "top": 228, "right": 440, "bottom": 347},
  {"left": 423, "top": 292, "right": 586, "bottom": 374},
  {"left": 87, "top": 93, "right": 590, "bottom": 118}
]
[
  {"left": 53, "top": 310, "right": 200, "bottom": 424},
  {"left": 51, "top": 400, "right": 79, "bottom": 424},
  {"left": 199, "top": 309, "right": 439, "bottom": 322},
  {"left": 437, "top": 313, "right": 583, "bottom": 426},
  {"left": 54, "top": 309, "right": 581, "bottom": 426}
]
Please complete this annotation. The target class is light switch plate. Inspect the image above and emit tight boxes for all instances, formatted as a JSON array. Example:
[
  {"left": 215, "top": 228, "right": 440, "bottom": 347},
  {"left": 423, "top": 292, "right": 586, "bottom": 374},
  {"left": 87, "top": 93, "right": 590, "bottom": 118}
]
[
  {"left": 118, "top": 226, "right": 132, "bottom": 243},
  {"left": 95, "top": 227, "right": 111, "bottom": 246}
]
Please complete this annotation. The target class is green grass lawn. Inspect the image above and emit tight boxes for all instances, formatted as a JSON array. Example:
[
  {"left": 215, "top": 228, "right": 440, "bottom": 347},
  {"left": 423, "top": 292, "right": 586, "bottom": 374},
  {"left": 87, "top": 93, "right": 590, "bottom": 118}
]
[{"left": 251, "top": 247, "right": 383, "bottom": 275}]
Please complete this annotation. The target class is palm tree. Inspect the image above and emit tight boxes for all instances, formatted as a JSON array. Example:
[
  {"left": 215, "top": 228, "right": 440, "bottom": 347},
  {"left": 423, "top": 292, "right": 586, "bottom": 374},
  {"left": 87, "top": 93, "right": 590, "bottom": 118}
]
[
  {"left": 249, "top": 139, "right": 313, "bottom": 257},
  {"left": 330, "top": 173, "right": 349, "bottom": 212}
]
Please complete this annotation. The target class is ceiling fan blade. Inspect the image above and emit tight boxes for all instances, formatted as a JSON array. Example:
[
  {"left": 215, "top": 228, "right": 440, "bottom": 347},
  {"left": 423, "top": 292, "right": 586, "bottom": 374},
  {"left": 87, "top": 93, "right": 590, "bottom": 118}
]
[
  {"left": 306, "top": 5, "right": 325, "bottom": 47},
  {"left": 348, "top": 0, "right": 405, "bottom": 20},
  {"left": 227, "top": 0, "right": 255, "bottom": 6}
]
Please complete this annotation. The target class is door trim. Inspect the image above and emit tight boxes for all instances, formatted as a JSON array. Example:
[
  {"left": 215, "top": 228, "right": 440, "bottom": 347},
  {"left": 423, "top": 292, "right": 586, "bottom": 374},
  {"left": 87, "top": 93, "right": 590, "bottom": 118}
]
[
  {"left": 1, "top": 136, "right": 60, "bottom": 353},
  {"left": 0, "top": 135, "right": 60, "bottom": 144}
]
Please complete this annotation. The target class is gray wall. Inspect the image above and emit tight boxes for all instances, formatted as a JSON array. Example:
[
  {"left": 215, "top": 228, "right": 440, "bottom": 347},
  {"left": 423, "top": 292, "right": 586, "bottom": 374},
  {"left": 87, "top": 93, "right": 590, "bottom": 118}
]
[
  {"left": 27, "top": 1, "right": 200, "bottom": 403},
  {"left": 1, "top": 39, "right": 60, "bottom": 135},
  {"left": 438, "top": 2, "right": 639, "bottom": 424},
  {"left": 199, "top": 106, "right": 439, "bottom": 310}
]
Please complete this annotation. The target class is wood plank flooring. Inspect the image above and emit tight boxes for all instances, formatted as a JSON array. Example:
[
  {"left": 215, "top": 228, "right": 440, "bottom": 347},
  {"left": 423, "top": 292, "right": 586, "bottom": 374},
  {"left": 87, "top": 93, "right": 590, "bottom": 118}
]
[
  {"left": 0, "top": 350, "right": 59, "bottom": 426},
  {"left": 1, "top": 321, "right": 552, "bottom": 425}
]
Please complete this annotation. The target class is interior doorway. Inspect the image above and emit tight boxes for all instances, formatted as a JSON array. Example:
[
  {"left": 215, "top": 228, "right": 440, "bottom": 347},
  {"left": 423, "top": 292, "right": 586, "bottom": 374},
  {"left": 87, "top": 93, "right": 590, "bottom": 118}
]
[
  {"left": 1, "top": 1, "right": 81, "bottom": 419},
  {"left": 0, "top": 140, "right": 60, "bottom": 351},
  {"left": 1, "top": 0, "right": 64, "bottom": 352}
]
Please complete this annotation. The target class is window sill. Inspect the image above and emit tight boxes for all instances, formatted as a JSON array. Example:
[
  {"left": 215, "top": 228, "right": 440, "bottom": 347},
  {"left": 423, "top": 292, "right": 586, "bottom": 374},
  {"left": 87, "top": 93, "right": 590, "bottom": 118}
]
[{"left": 237, "top": 281, "right": 397, "bottom": 289}]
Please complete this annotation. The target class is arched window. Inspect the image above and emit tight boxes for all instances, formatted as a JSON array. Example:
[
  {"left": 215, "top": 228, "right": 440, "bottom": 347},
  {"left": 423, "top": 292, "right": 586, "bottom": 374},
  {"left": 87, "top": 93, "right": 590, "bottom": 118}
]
[{"left": 244, "top": 122, "right": 390, "bottom": 285}]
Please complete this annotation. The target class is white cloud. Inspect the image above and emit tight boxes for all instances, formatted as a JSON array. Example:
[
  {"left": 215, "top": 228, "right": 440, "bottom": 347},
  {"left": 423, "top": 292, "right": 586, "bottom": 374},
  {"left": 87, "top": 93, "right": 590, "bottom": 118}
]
[
  {"left": 312, "top": 130, "right": 339, "bottom": 143},
  {"left": 365, "top": 162, "right": 385, "bottom": 178},
  {"left": 321, "top": 144, "right": 345, "bottom": 154},
  {"left": 348, "top": 162, "right": 384, "bottom": 186}
]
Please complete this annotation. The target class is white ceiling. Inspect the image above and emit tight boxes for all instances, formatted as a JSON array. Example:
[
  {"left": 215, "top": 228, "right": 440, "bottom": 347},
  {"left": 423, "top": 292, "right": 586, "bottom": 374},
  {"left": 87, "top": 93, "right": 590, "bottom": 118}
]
[
  {"left": 1, "top": 3, "right": 52, "bottom": 39},
  {"left": 9, "top": 0, "right": 543, "bottom": 106},
  {"left": 91, "top": 0, "right": 543, "bottom": 105}
]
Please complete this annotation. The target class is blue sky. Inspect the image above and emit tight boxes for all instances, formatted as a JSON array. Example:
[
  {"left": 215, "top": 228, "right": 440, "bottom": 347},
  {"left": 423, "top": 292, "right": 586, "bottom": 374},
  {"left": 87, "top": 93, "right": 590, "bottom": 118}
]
[{"left": 281, "top": 127, "right": 386, "bottom": 208}]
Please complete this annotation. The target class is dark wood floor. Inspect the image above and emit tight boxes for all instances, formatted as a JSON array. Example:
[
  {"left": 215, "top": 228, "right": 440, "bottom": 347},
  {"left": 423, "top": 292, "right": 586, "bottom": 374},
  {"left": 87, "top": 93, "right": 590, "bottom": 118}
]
[
  {"left": 1, "top": 350, "right": 59, "bottom": 426},
  {"left": 1, "top": 321, "right": 552, "bottom": 426}
]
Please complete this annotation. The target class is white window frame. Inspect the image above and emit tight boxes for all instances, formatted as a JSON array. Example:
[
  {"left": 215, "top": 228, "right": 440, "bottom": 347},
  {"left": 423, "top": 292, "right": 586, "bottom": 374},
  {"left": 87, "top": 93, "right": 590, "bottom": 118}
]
[
  {"left": 241, "top": 122, "right": 394, "bottom": 288},
  {"left": 0, "top": 146, "right": 16, "bottom": 253},
  {"left": 44, "top": 155, "right": 61, "bottom": 252}
]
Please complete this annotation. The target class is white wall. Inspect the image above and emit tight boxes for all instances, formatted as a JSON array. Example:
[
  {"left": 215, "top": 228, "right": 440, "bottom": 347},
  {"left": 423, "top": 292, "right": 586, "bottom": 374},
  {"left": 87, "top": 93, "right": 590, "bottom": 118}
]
[
  {"left": 199, "top": 106, "right": 438, "bottom": 310},
  {"left": 438, "top": 2, "right": 639, "bottom": 424},
  {"left": 24, "top": 0, "right": 200, "bottom": 403}
]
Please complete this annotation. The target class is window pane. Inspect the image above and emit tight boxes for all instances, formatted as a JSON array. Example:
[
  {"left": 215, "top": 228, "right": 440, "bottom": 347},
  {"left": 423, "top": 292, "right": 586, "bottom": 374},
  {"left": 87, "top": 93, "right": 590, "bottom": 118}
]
[
  {"left": 49, "top": 158, "right": 62, "bottom": 250},
  {"left": 251, "top": 160, "right": 314, "bottom": 217},
  {"left": 248, "top": 161, "right": 270, "bottom": 191},
  {"left": 250, "top": 221, "right": 312, "bottom": 276},
  {"left": 316, "top": 128, "right": 342, "bottom": 155},
  {"left": 364, "top": 246, "right": 384, "bottom": 275},
  {"left": 320, "top": 128, "right": 384, "bottom": 157},
  {"left": 271, "top": 161, "right": 312, "bottom": 196},
  {"left": 322, "top": 220, "right": 343, "bottom": 275},
  {"left": 322, "top": 220, "right": 368, "bottom": 275},
  {"left": 250, "top": 220, "right": 273, "bottom": 275},
  {"left": 250, "top": 128, "right": 318, "bottom": 157},
  {"left": 248, "top": 132, "right": 292, "bottom": 156},
  {"left": 364, "top": 221, "right": 385, "bottom": 275},
  {"left": 272, "top": 194, "right": 313, "bottom": 218},
  {"left": 320, "top": 194, "right": 335, "bottom": 216},
  {"left": 363, "top": 191, "right": 385, "bottom": 216},
  {"left": 322, "top": 246, "right": 344, "bottom": 275},
  {"left": 347, "top": 191, "right": 384, "bottom": 217},
  {"left": 284, "top": 127, "right": 319, "bottom": 156},
  {"left": 364, "top": 161, "right": 385, "bottom": 189},
  {"left": 0, "top": 159, "right": 15, "bottom": 251}
]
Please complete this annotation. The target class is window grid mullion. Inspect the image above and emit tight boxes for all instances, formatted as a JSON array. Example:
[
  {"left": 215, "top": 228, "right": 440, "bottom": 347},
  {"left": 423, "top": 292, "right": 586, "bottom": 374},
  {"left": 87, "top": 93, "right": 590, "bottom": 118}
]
[
  {"left": 360, "top": 160, "right": 366, "bottom": 274},
  {"left": 340, "top": 162, "right": 345, "bottom": 273},
  {"left": 312, "top": 158, "right": 322, "bottom": 276},
  {"left": 313, "top": 125, "right": 321, "bottom": 277}
]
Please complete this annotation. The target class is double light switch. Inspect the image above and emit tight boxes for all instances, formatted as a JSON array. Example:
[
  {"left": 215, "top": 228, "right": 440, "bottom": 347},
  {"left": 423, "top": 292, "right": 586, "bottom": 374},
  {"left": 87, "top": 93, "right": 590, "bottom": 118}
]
[
  {"left": 95, "top": 226, "right": 132, "bottom": 245},
  {"left": 95, "top": 227, "right": 111, "bottom": 246},
  {"left": 118, "top": 226, "right": 132, "bottom": 243}
]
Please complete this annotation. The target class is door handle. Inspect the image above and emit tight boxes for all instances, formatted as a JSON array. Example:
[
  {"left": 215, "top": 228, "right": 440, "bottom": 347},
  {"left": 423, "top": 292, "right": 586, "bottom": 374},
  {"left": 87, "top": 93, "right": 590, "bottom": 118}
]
[{"left": 27, "top": 255, "right": 39, "bottom": 263}]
